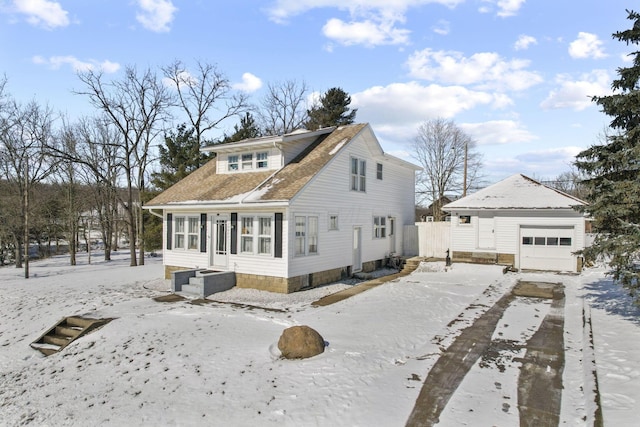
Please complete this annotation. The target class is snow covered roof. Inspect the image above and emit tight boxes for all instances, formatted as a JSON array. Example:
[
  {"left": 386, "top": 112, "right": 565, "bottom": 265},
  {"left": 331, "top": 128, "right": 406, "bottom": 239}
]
[{"left": 443, "top": 174, "right": 587, "bottom": 210}]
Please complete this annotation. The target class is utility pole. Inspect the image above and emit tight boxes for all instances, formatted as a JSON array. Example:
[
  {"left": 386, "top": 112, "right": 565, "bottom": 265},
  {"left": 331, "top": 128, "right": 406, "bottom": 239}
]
[{"left": 463, "top": 142, "right": 468, "bottom": 197}]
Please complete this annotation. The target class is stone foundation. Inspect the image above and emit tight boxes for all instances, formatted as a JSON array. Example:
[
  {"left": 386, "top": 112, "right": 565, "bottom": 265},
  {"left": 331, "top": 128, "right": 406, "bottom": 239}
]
[
  {"left": 452, "top": 251, "right": 514, "bottom": 266},
  {"left": 166, "top": 262, "right": 383, "bottom": 294}
]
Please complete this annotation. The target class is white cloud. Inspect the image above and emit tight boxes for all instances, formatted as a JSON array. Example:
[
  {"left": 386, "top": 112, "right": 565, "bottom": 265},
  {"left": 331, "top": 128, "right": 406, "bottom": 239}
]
[
  {"left": 514, "top": 34, "right": 536, "bottom": 51},
  {"left": 32, "top": 55, "right": 121, "bottom": 73},
  {"left": 352, "top": 81, "right": 501, "bottom": 131},
  {"left": 322, "top": 17, "right": 410, "bottom": 46},
  {"left": 432, "top": 19, "right": 450, "bottom": 35},
  {"left": 266, "top": 1, "right": 462, "bottom": 46},
  {"left": 479, "top": 0, "right": 526, "bottom": 17},
  {"left": 540, "top": 70, "right": 611, "bottom": 111},
  {"left": 406, "top": 48, "right": 543, "bottom": 92},
  {"left": 460, "top": 120, "right": 537, "bottom": 145},
  {"left": 136, "top": 0, "right": 177, "bottom": 33},
  {"left": 569, "top": 32, "right": 606, "bottom": 59},
  {"left": 266, "top": 1, "right": 464, "bottom": 24},
  {"left": 12, "top": 0, "right": 69, "bottom": 29},
  {"left": 232, "top": 73, "right": 263, "bottom": 93}
]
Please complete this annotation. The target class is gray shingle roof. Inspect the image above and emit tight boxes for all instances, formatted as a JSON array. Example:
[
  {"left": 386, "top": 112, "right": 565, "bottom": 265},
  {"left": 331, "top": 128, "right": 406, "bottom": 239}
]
[{"left": 146, "top": 124, "right": 367, "bottom": 207}]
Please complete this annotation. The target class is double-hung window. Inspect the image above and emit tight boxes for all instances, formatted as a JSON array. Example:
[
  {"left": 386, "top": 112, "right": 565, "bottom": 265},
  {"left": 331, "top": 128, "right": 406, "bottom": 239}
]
[
  {"left": 173, "top": 216, "right": 199, "bottom": 250},
  {"left": 374, "top": 216, "right": 387, "bottom": 239},
  {"left": 376, "top": 163, "right": 383, "bottom": 180},
  {"left": 228, "top": 155, "right": 239, "bottom": 171},
  {"left": 174, "top": 217, "right": 185, "bottom": 249},
  {"left": 241, "top": 217, "right": 254, "bottom": 253},
  {"left": 258, "top": 217, "right": 272, "bottom": 255},
  {"left": 328, "top": 214, "right": 339, "bottom": 231},
  {"left": 351, "top": 157, "right": 366, "bottom": 192},
  {"left": 256, "top": 152, "right": 268, "bottom": 169},
  {"left": 295, "top": 215, "right": 318, "bottom": 256},
  {"left": 242, "top": 153, "right": 253, "bottom": 170},
  {"left": 187, "top": 217, "right": 199, "bottom": 250}
]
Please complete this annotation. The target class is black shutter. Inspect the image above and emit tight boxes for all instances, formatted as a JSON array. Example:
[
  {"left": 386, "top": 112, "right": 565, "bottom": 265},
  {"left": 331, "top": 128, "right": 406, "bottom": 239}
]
[
  {"left": 230, "top": 213, "right": 238, "bottom": 254},
  {"left": 166, "top": 213, "right": 172, "bottom": 250},
  {"left": 200, "top": 213, "right": 207, "bottom": 253},
  {"left": 274, "top": 213, "right": 283, "bottom": 258}
]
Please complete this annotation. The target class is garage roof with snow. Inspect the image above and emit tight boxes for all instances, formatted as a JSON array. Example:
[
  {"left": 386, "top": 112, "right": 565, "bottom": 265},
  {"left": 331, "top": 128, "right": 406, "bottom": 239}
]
[{"left": 443, "top": 174, "right": 587, "bottom": 210}]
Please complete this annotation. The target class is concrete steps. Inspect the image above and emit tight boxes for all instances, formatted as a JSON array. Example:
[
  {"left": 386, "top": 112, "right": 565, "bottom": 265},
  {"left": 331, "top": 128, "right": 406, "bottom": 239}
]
[{"left": 31, "top": 316, "right": 113, "bottom": 357}]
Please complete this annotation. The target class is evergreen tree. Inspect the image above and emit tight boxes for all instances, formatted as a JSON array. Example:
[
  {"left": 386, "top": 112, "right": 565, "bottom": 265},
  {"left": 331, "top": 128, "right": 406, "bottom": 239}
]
[
  {"left": 575, "top": 10, "right": 640, "bottom": 303},
  {"left": 151, "top": 123, "right": 210, "bottom": 191},
  {"left": 219, "top": 112, "right": 261, "bottom": 143},
  {"left": 304, "top": 87, "right": 357, "bottom": 130}
]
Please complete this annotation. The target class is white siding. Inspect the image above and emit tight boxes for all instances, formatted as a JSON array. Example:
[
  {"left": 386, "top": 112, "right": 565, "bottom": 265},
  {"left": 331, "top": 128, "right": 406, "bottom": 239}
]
[
  {"left": 288, "top": 129, "right": 416, "bottom": 277},
  {"left": 449, "top": 209, "right": 586, "bottom": 269},
  {"left": 163, "top": 209, "right": 289, "bottom": 278},
  {"left": 162, "top": 210, "right": 209, "bottom": 269}
]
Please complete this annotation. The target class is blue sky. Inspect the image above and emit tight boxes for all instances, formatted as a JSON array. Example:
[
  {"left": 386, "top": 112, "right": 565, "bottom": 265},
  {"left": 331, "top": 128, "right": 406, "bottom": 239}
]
[{"left": 0, "top": 0, "right": 635, "bottom": 183}]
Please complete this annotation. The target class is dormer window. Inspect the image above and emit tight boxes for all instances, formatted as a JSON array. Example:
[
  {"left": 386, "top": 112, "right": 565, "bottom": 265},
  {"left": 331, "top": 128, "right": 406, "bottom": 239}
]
[
  {"left": 228, "top": 155, "right": 239, "bottom": 171},
  {"left": 242, "top": 153, "right": 253, "bottom": 170},
  {"left": 225, "top": 151, "right": 270, "bottom": 173},
  {"left": 257, "top": 152, "right": 268, "bottom": 169}
]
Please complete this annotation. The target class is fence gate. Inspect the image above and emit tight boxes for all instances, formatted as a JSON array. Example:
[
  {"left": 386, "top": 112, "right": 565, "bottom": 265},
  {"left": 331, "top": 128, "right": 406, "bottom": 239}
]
[{"left": 416, "top": 222, "right": 451, "bottom": 259}]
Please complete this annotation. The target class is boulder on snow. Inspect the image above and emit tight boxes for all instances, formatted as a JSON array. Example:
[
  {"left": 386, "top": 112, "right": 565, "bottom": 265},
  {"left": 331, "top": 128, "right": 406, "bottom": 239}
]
[{"left": 278, "top": 325, "right": 325, "bottom": 359}]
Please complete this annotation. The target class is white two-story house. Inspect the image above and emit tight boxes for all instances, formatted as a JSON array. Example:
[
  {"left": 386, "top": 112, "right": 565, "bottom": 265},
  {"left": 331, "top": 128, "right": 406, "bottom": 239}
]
[{"left": 145, "top": 123, "right": 421, "bottom": 293}]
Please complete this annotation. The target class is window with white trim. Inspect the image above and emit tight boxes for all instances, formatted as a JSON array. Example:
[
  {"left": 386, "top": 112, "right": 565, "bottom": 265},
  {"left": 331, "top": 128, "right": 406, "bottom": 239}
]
[
  {"left": 241, "top": 217, "right": 254, "bottom": 253},
  {"left": 258, "top": 217, "right": 272, "bottom": 255},
  {"left": 328, "top": 214, "right": 339, "bottom": 231},
  {"left": 376, "top": 163, "right": 383, "bottom": 180},
  {"left": 256, "top": 152, "right": 268, "bottom": 169},
  {"left": 187, "top": 217, "right": 199, "bottom": 250},
  {"left": 228, "top": 155, "right": 239, "bottom": 171},
  {"left": 174, "top": 217, "right": 185, "bottom": 249},
  {"left": 295, "top": 215, "right": 318, "bottom": 256},
  {"left": 350, "top": 157, "right": 366, "bottom": 192},
  {"left": 373, "top": 216, "right": 387, "bottom": 239},
  {"left": 308, "top": 217, "right": 318, "bottom": 254},
  {"left": 173, "top": 215, "right": 199, "bottom": 250},
  {"left": 241, "top": 153, "right": 253, "bottom": 170}
]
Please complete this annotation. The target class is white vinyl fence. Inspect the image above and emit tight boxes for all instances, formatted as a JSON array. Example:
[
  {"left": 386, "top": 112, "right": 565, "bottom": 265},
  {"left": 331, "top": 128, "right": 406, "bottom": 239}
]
[{"left": 416, "top": 222, "right": 451, "bottom": 259}]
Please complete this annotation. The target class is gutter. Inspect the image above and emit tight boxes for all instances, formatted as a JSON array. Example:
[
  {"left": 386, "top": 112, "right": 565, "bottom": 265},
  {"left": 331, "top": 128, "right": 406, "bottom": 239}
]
[{"left": 148, "top": 208, "right": 164, "bottom": 218}]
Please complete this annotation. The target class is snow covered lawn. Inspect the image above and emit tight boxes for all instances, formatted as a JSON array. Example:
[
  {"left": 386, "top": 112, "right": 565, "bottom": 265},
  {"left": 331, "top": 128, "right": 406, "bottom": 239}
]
[{"left": 0, "top": 252, "right": 638, "bottom": 426}]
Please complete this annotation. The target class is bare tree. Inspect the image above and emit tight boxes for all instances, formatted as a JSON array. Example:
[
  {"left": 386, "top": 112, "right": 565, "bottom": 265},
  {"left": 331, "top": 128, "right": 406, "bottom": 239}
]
[
  {"left": 259, "top": 79, "right": 309, "bottom": 135},
  {"left": 75, "top": 66, "right": 171, "bottom": 266},
  {"left": 412, "top": 118, "right": 483, "bottom": 220},
  {"left": 162, "top": 59, "right": 248, "bottom": 146},
  {"left": 0, "top": 99, "right": 58, "bottom": 277}
]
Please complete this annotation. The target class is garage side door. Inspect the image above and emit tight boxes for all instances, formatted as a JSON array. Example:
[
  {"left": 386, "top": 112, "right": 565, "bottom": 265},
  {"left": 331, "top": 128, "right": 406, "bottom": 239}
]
[{"left": 519, "top": 226, "right": 576, "bottom": 272}]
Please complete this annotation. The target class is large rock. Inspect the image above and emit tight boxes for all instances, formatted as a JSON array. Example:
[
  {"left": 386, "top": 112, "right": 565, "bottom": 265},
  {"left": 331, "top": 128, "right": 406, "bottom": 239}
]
[{"left": 278, "top": 325, "right": 325, "bottom": 359}]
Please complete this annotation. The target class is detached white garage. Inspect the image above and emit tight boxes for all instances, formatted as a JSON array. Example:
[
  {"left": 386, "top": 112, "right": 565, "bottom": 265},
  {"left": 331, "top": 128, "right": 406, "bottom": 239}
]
[{"left": 443, "top": 174, "right": 587, "bottom": 273}]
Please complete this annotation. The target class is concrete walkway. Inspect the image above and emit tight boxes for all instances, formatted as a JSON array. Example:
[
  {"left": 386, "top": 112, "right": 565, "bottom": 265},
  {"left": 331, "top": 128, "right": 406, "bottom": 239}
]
[{"left": 311, "top": 257, "right": 427, "bottom": 307}]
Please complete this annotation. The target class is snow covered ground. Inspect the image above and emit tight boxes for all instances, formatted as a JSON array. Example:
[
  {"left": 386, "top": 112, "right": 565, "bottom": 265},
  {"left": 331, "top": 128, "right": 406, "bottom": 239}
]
[{"left": 0, "top": 252, "right": 638, "bottom": 426}]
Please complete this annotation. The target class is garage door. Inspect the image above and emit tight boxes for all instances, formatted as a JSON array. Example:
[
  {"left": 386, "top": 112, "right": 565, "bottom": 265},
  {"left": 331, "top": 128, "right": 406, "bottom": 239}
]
[{"left": 519, "top": 226, "right": 576, "bottom": 272}]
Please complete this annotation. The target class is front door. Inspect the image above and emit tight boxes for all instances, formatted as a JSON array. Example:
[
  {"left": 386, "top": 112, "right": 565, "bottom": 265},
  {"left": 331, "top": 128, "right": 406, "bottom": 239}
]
[
  {"left": 211, "top": 215, "right": 228, "bottom": 269},
  {"left": 353, "top": 226, "right": 362, "bottom": 272}
]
